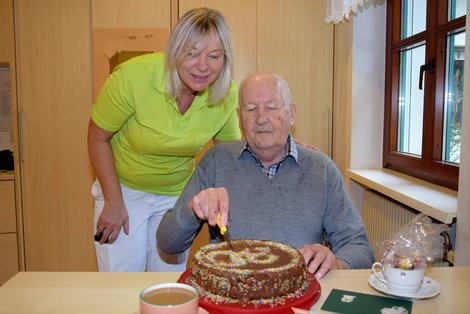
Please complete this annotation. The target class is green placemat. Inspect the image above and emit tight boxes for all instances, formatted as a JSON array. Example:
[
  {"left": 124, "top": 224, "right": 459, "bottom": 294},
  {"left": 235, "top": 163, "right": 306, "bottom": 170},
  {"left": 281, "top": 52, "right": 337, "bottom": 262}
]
[{"left": 321, "top": 289, "right": 412, "bottom": 314}]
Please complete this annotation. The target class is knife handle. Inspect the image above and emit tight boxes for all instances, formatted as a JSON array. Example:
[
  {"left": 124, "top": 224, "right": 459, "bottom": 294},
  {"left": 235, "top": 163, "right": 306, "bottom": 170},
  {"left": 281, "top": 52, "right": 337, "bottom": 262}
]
[{"left": 217, "top": 212, "right": 227, "bottom": 235}]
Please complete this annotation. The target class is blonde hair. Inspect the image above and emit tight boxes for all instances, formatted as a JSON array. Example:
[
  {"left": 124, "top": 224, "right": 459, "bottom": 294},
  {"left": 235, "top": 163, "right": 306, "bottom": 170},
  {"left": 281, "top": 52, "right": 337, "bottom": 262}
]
[{"left": 165, "top": 8, "right": 234, "bottom": 105}]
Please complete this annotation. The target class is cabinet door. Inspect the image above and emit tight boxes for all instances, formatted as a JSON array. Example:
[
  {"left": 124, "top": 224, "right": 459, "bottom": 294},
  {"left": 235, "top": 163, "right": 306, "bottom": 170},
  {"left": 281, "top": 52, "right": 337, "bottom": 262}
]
[
  {"left": 14, "top": 0, "right": 95, "bottom": 270},
  {"left": 0, "top": 233, "right": 18, "bottom": 285},
  {"left": 0, "top": 179, "right": 16, "bottom": 233},
  {"left": 0, "top": 178, "right": 18, "bottom": 285},
  {"left": 257, "top": 0, "right": 333, "bottom": 152}
]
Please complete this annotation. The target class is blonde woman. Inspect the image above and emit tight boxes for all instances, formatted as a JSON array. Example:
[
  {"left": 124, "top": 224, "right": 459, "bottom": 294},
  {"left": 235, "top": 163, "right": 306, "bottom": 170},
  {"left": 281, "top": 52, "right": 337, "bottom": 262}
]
[{"left": 88, "top": 8, "right": 240, "bottom": 272}]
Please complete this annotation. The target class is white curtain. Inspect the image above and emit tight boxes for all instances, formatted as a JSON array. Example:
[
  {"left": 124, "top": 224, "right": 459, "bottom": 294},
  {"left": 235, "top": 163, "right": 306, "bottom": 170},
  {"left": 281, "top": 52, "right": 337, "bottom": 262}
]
[{"left": 325, "top": 0, "right": 385, "bottom": 25}]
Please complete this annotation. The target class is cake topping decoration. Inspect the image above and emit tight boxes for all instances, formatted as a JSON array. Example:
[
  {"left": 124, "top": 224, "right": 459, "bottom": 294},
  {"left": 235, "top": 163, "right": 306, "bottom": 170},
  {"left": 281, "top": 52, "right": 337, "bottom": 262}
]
[{"left": 188, "top": 239, "right": 312, "bottom": 307}]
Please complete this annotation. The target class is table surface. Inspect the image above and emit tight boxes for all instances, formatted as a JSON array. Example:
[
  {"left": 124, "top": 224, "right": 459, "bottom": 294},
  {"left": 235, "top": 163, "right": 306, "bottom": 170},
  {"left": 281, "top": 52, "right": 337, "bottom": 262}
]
[{"left": 0, "top": 267, "right": 468, "bottom": 313}]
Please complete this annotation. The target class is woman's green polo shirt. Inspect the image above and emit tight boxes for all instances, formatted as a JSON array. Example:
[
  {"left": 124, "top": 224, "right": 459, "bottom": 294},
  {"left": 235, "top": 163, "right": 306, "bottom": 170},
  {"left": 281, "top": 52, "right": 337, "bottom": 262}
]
[{"left": 91, "top": 53, "right": 241, "bottom": 195}]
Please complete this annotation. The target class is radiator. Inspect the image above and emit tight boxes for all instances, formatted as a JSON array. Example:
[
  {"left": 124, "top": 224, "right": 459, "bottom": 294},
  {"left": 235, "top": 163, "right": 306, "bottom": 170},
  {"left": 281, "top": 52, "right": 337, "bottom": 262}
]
[
  {"left": 362, "top": 189, "right": 417, "bottom": 263},
  {"left": 361, "top": 189, "right": 448, "bottom": 267}
]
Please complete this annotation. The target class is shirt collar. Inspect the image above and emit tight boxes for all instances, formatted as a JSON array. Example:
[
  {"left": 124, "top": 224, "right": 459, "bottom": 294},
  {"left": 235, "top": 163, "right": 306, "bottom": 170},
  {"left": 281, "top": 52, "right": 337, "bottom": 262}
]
[{"left": 239, "top": 134, "right": 299, "bottom": 164}]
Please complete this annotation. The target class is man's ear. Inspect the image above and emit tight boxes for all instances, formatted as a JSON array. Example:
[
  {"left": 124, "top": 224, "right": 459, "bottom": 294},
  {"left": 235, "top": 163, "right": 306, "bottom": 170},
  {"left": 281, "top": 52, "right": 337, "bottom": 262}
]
[{"left": 289, "top": 103, "right": 297, "bottom": 125}]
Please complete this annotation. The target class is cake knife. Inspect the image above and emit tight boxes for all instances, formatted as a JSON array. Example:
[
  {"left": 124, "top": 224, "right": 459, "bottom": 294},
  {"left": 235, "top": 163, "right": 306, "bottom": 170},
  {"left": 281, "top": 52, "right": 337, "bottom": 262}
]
[{"left": 217, "top": 212, "right": 235, "bottom": 250}]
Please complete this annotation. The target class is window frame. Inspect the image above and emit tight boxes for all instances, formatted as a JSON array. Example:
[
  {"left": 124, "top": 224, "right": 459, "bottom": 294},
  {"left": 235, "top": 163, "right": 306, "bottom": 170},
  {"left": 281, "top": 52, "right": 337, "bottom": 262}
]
[{"left": 383, "top": 0, "right": 465, "bottom": 190}]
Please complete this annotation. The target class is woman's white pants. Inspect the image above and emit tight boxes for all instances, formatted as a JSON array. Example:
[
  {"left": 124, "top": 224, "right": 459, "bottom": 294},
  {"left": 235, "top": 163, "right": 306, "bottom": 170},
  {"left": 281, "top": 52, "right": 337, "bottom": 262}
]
[{"left": 92, "top": 180, "right": 189, "bottom": 272}]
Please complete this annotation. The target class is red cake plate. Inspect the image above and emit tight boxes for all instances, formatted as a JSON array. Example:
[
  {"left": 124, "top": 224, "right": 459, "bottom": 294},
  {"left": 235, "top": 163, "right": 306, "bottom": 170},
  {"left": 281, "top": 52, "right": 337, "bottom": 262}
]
[{"left": 177, "top": 269, "right": 321, "bottom": 314}]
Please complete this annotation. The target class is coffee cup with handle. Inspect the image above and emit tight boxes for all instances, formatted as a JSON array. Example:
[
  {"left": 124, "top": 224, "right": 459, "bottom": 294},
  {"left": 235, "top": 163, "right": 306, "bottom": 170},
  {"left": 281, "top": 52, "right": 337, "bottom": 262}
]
[
  {"left": 139, "top": 283, "right": 199, "bottom": 314},
  {"left": 372, "top": 262, "right": 425, "bottom": 293}
]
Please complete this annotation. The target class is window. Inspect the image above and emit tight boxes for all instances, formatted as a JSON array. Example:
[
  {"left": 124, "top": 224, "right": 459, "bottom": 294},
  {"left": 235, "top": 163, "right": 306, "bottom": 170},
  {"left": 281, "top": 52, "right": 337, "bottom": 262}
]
[{"left": 383, "top": 0, "right": 466, "bottom": 190}]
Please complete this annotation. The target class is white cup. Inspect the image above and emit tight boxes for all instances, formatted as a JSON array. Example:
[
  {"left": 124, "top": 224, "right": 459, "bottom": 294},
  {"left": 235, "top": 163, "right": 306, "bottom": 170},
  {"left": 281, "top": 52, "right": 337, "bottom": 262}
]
[
  {"left": 139, "top": 283, "right": 199, "bottom": 314},
  {"left": 372, "top": 262, "right": 424, "bottom": 292}
]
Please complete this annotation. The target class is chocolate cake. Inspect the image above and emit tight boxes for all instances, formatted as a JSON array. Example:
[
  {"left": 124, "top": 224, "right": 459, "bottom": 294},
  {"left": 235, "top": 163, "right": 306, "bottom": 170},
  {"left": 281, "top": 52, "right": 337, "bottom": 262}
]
[{"left": 187, "top": 239, "right": 311, "bottom": 306}]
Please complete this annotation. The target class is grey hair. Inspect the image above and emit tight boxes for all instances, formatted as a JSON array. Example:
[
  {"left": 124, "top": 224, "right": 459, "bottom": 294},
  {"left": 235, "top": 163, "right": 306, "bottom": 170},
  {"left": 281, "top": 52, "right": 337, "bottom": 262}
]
[
  {"left": 165, "top": 8, "right": 234, "bottom": 105},
  {"left": 239, "top": 71, "right": 293, "bottom": 107}
]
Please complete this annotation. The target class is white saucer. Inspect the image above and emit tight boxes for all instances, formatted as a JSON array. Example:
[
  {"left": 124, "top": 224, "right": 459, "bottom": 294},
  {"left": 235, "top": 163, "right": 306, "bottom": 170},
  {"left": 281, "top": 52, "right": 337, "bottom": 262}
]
[{"left": 368, "top": 274, "right": 441, "bottom": 299}]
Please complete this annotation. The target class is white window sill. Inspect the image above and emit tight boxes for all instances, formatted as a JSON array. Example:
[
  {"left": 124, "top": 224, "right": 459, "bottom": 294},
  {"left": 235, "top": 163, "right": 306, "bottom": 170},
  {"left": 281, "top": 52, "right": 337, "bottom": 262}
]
[{"left": 346, "top": 168, "right": 457, "bottom": 224}]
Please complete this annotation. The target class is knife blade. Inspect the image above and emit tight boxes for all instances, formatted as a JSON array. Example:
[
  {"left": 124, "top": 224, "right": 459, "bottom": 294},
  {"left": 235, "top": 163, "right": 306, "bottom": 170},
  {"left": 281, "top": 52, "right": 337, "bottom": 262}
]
[{"left": 217, "top": 212, "right": 235, "bottom": 250}]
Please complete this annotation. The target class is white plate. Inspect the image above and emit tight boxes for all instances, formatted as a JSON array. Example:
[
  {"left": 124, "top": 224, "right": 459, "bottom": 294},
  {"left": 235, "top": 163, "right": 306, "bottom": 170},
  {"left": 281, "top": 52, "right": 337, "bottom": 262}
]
[{"left": 368, "top": 274, "right": 441, "bottom": 299}]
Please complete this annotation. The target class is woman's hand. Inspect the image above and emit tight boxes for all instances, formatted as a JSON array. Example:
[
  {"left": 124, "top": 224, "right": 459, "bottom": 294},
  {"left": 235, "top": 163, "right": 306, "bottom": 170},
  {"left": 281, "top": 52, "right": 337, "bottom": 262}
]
[
  {"left": 293, "top": 138, "right": 320, "bottom": 151},
  {"left": 95, "top": 202, "right": 129, "bottom": 244},
  {"left": 89, "top": 119, "right": 129, "bottom": 244}
]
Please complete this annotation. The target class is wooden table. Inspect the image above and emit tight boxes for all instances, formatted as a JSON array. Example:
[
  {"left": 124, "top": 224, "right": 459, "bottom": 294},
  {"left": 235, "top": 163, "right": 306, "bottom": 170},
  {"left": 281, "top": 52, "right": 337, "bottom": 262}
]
[{"left": 0, "top": 267, "right": 468, "bottom": 313}]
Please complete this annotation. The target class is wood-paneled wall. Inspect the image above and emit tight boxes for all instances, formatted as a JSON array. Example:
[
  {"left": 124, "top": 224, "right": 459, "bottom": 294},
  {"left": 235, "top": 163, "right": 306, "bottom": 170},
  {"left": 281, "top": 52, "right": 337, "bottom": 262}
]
[
  {"left": 332, "top": 21, "right": 353, "bottom": 175},
  {"left": 92, "top": 0, "right": 171, "bottom": 27},
  {"left": 257, "top": 0, "right": 334, "bottom": 152},
  {"left": 180, "top": 0, "right": 333, "bottom": 150},
  {"left": 8, "top": 0, "right": 335, "bottom": 271}
]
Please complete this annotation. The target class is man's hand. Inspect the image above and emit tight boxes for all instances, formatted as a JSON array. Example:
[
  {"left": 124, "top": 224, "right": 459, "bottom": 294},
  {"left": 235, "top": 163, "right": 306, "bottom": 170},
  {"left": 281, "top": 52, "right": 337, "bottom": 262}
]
[
  {"left": 298, "top": 243, "right": 347, "bottom": 279},
  {"left": 188, "top": 187, "right": 229, "bottom": 227}
]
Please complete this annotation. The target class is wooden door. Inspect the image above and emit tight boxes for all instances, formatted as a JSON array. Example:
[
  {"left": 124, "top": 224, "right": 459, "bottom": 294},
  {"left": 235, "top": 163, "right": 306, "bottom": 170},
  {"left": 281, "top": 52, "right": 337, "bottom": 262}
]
[{"left": 14, "top": 0, "right": 96, "bottom": 270}]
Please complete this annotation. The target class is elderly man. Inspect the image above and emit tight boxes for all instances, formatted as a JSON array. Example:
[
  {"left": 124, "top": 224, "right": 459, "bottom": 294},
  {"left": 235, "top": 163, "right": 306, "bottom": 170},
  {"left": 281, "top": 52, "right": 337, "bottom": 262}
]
[{"left": 157, "top": 71, "right": 374, "bottom": 278}]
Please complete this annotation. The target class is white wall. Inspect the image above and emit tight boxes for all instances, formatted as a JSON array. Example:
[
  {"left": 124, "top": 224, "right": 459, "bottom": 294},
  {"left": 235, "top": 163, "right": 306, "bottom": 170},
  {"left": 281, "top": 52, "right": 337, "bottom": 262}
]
[
  {"left": 348, "top": 3, "right": 386, "bottom": 217},
  {"left": 350, "top": 4, "right": 386, "bottom": 169}
]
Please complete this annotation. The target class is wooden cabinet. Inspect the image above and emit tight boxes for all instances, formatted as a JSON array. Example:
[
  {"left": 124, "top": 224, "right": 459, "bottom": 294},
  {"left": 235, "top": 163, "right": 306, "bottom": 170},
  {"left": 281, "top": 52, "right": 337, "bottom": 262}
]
[
  {"left": 0, "top": 176, "right": 18, "bottom": 285},
  {"left": 8, "top": 0, "right": 334, "bottom": 271}
]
